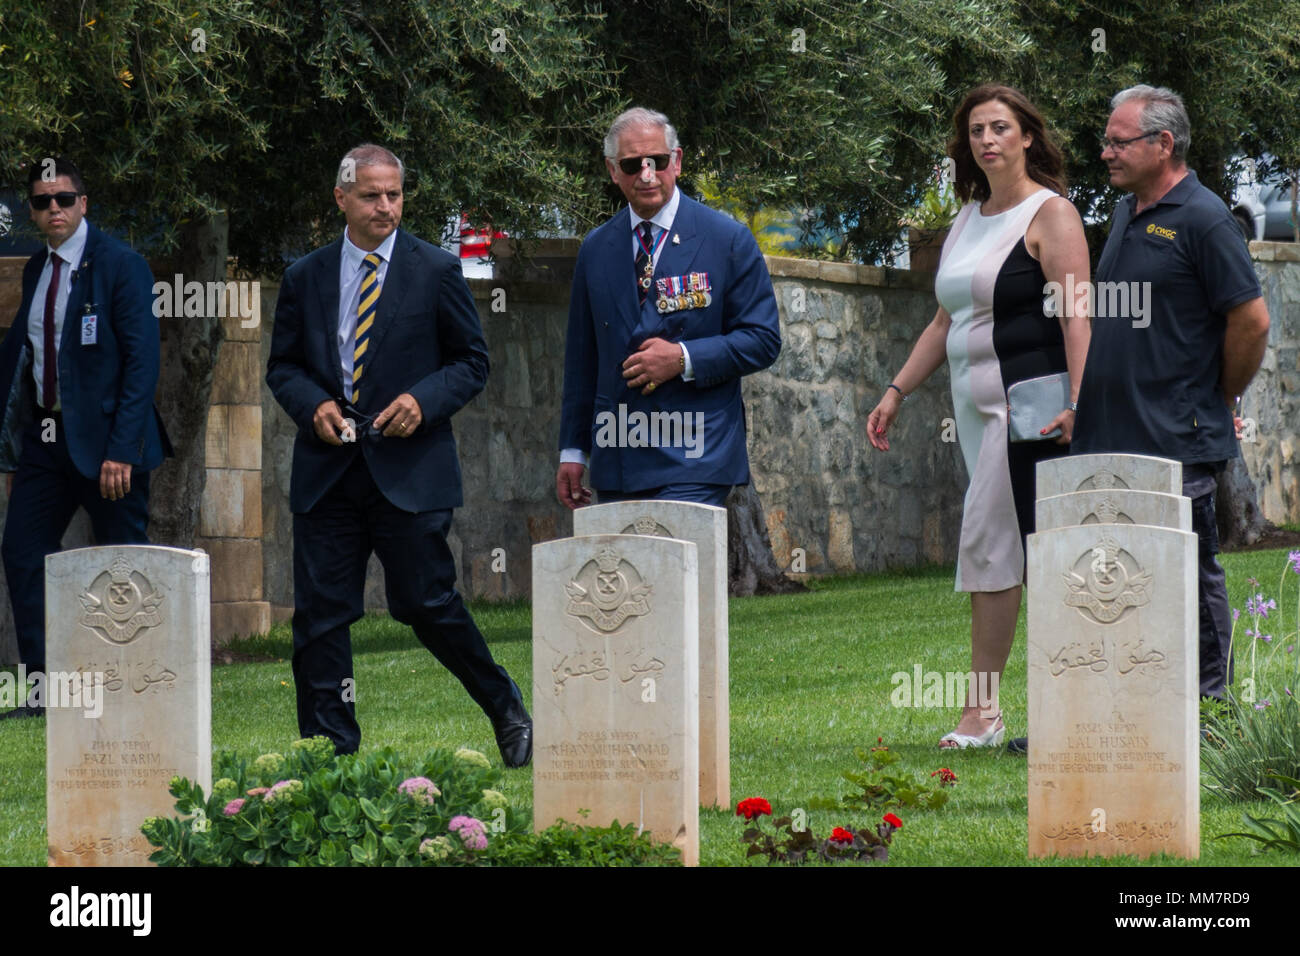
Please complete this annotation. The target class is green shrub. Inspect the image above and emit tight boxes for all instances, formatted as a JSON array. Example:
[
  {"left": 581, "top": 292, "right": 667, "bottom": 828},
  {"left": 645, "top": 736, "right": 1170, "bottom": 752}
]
[
  {"left": 141, "top": 737, "right": 680, "bottom": 866},
  {"left": 1216, "top": 773, "right": 1300, "bottom": 854}
]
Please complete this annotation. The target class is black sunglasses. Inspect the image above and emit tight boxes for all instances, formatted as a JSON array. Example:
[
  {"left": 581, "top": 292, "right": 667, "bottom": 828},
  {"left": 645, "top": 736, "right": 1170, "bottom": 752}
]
[
  {"left": 29, "top": 191, "right": 82, "bottom": 211},
  {"left": 617, "top": 154, "right": 671, "bottom": 175}
]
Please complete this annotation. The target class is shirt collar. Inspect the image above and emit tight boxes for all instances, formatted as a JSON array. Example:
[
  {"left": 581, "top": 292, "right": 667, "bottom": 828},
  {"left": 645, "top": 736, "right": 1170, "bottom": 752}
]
[
  {"left": 627, "top": 186, "right": 681, "bottom": 236},
  {"left": 1127, "top": 168, "right": 1198, "bottom": 214},
  {"left": 341, "top": 227, "right": 398, "bottom": 272},
  {"left": 47, "top": 218, "right": 89, "bottom": 268}
]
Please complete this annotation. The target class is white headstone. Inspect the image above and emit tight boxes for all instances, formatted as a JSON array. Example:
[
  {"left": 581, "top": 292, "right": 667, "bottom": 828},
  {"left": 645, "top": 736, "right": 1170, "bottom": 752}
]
[
  {"left": 532, "top": 534, "right": 699, "bottom": 865},
  {"left": 1035, "top": 490, "right": 1191, "bottom": 533},
  {"left": 45, "top": 546, "right": 211, "bottom": 866},
  {"left": 1026, "top": 524, "right": 1198, "bottom": 858},
  {"left": 573, "top": 500, "right": 729, "bottom": 809},
  {"left": 1037, "top": 453, "right": 1182, "bottom": 499}
]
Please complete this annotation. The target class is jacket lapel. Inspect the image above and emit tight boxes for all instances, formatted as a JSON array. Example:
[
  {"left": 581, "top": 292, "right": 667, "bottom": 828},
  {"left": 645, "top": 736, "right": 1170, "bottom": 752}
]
[
  {"left": 650, "top": 194, "right": 703, "bottom": 291},
  {"left": 601, "top": 214, "right": 641, "bottom": 339},
  {"left": 57, "top": 224, "right": 99, "bottom": 351},
  {"left": 314, "top": 238, "right": 343, "bottom": 393}
]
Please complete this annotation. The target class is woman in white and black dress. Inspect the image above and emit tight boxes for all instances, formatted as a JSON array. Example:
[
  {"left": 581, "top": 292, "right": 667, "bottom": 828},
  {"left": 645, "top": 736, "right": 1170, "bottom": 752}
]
[{"left": 867, "top": 84, "right": 1092, "bottom": 749}]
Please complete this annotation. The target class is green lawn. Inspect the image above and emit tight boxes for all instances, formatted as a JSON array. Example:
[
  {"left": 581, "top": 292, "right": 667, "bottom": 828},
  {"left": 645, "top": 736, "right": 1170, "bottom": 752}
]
[{"left": 2, "top": 547, "right": 1296, "bottom": 867}]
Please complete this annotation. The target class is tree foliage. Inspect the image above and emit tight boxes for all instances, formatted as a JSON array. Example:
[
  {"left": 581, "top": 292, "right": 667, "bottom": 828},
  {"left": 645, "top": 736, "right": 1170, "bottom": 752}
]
[{"left": 2, "top": 0, "right": 1298, "bottom": 266}]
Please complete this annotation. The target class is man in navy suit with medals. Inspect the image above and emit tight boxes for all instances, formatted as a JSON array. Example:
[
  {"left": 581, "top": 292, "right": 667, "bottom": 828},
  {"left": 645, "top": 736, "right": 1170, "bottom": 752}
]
[
  {"left": 267, "top": 144, "right": 531, "bottom": 764},
  {"left": 557, "top": 108, "right": 781, "bottom": 509},
  {"left": 0, "top": 157, "right": 169, "bottom": 719}
]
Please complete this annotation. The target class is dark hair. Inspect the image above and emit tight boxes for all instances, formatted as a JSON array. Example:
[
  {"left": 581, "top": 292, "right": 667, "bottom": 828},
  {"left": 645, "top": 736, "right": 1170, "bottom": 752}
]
[
  {"left": 26, "top": 156, "right": 86, "bottom": 197},
  {"left": 947, "top": 85, "right": 1066, "bottom": 203}
]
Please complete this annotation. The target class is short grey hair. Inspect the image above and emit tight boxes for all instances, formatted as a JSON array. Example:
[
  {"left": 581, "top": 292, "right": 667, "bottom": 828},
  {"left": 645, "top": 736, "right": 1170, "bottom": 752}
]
[
  {"left": 602, "top": 107, "right": 680, "bottom": 159},
  {"left": 335, "top": 143, "right": 405, "bottom": 191},
  {"left": 1112, "top": 85, "right": 1190, "bottom": 161}
]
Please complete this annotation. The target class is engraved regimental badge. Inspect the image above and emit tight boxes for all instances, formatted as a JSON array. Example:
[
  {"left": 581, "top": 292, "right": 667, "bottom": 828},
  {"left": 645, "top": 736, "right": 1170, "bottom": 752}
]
[
  {"left": 623, "top": 516, "right": 673, "bottom": 537},
  {"left": 79, "top": 556, "right": 164, "bottom": 645},
  {"left": 1080, "top": 494, "right": 1131, "bottom": 525},
  {"left": 565, "top": 546, "right": 652, "bottom": 634},
  {"left": 1062, "top": 532, "right": 1151, "bottom": 624},
  {"left": 1076, "top": 470, "right": 1128, "bottom": 492}
]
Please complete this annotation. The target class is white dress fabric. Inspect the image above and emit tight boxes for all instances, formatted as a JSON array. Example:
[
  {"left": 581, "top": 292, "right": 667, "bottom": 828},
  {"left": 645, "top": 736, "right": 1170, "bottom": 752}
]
[{"left": 935, "top": 188, "right": 1057, "bottom": 592}]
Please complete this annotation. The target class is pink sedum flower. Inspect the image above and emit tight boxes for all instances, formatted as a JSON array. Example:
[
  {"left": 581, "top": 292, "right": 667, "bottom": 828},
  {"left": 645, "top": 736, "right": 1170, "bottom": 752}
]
[
  {"left": 449, "top": 815, "right": 488, "bottom": 851},
  {"left": 222, "top": 798, "right": 246, "bottom": 817},
  {"left": 397, "top": 776, "right": 441, "bottom": 806}
]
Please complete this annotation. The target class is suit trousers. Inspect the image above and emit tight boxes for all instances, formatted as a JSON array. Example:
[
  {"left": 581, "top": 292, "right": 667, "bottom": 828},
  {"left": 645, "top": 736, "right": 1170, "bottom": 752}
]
[
  {"left": 2, "top": 415, "right": 150, "bottom": 673},
  {"left": 595, "top": 482, "right": 731, "bottom": 508},
  {"left": 1185, "top": 468, "right": 1233, "bottom": 699},
  {"left": 291, "top": 453, "right": 515, "bottom": 754}
]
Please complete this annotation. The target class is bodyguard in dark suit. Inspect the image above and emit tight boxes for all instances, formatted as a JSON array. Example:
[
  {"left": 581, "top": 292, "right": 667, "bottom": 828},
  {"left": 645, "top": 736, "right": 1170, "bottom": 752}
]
[
  {"left": 556, "top": 108, "right": 781, "bottom": 510},
  {"left": 0, "top": 157, "right": 169, "bottom": 718},
  {"left": 266, "top": 144, "right": 530, "bottom": 764}
]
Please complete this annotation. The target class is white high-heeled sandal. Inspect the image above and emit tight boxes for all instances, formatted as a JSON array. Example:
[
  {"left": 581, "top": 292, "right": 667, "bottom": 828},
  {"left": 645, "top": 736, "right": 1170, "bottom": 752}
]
[{"left": 938, "top": 714, "right": 1005, "bottom": 749}]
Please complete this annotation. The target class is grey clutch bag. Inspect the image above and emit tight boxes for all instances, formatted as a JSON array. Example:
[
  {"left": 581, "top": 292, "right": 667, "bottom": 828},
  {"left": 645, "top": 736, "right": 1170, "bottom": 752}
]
[{"left": 1007, "top": 372, "right": 1070, "bottom": 442}]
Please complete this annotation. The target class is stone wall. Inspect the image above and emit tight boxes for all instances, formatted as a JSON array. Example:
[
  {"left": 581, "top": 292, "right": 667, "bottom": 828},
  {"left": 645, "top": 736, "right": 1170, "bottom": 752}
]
[
  {"left": 259, "top": 257, "right": 967, "bottom": 618},
  {"left": 3, "top": 241, "right": 1299, "bottom": 658},
  {"left": 1239, "top": 243, "right": 1300, "bottom": 522},
  {"left": 0, "top": 276, "right": 273, "bottom": 662},
  {"left": 261, "top": 243, "right": 1300, "bottom": 616},
  {"left": 199, "top": 303, "right": 271, "bottom": 642}
]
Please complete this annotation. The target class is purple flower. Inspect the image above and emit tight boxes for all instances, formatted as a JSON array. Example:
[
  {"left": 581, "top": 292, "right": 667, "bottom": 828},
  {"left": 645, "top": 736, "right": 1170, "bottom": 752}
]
[
  {"left": 1254, "top": 699, "right": 1272, "bottom": 710},
  {"left": 1232, "top": 608, "right": 1241, "bottom": 622},
  {"left": 1288, "top": 550, "right": 1300, "bottom": 574},
  {"left": 449, "top": 815, "right": 488, "bottom": 851},
  {"left": 222, "top": 798, "right": 246, "bottom": 817},
  {"left": 1246, "top": 593, "right": 1276, "bottom": 618},
  {"left": 397, "top": 776, "right": 440, "bottom": 806}
]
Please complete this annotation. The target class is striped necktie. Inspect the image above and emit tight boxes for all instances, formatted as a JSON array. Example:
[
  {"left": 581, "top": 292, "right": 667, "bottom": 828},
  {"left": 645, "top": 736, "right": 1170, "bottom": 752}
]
[
  {"left": 353, "top": 253, "right": 381, "bottom": 403},
  {"left": 635, "top": 221, "right": 653, "bottom": 306}
]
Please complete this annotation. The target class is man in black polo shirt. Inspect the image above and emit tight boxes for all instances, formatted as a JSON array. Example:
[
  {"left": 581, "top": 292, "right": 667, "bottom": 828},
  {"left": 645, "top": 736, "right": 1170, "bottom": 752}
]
[{"left": 1072, "top": 85, "right": 1271, "bottom": 701}]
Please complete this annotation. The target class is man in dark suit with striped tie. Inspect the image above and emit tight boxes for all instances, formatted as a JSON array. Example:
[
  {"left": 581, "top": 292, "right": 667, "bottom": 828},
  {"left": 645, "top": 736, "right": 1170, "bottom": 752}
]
[{"left": 266, "top": 144, "right": 530, "bottom": 765}]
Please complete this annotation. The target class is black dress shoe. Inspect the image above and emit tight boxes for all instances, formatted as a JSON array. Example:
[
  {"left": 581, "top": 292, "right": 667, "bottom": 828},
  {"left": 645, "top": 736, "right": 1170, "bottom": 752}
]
[
  {"left": 0, "top": 703, "right": 45, "bottom": 721},
  {"left": 1006, "top": 736, "right": 1028, "bottom": 754},
  {"left": 492, "top": 686, "right": 533, "bottom": 769}
]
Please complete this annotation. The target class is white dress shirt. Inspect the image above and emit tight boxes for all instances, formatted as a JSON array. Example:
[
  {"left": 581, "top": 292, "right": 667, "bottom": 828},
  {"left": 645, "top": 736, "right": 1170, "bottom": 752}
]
[
  {"left": 336, "top": 228, "right": 398, "bottom": 402},
  {"left": 27, "top": 218, "right": 89, "bottom": 410}
]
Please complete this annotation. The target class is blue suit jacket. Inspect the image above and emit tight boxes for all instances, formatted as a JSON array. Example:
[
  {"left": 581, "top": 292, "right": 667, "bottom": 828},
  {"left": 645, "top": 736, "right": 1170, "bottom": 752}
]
[
  {"left": 266, "top": 228, "right": 488, "bottom": 515},
  {"left": 0, "top": 222, "right": 169, "bottom": 479},
  {"left": 559, "top": 192, "right": 781, "bottom": 490}
]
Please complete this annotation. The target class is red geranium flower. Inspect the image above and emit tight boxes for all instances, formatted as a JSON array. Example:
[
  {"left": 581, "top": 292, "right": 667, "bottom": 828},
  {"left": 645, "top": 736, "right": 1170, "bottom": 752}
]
[
  {"left": 931, "top": 767, "right": 958, "bottom": 785},
  {"left": 736, "top": 797, "right": 773, "bottom": 820},
  {"left": 883, "top": 812, "right": 903, "bottom": 828},
  {"left": 829, "top": 826, "right": 854, "bottom": 844}
]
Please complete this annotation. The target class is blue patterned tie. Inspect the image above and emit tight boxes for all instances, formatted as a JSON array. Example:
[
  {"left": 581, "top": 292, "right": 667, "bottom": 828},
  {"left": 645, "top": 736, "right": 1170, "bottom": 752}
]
[{"left": 353, "top": 253, "right": 381, "bottom": 403}]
